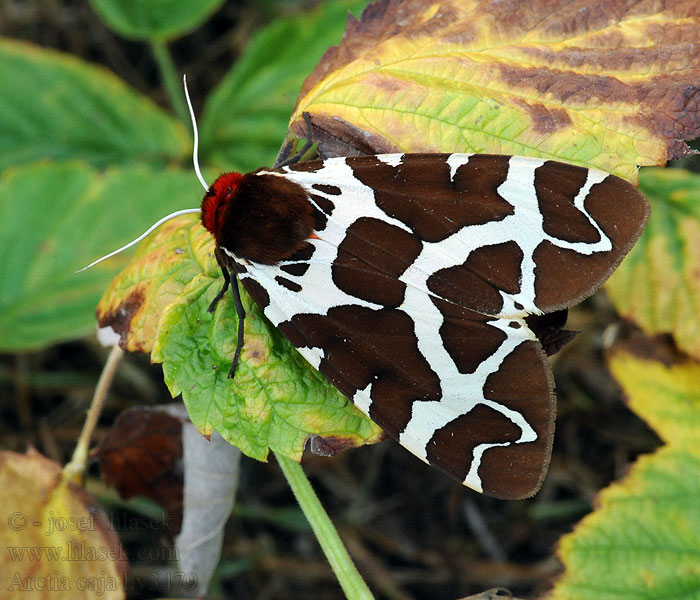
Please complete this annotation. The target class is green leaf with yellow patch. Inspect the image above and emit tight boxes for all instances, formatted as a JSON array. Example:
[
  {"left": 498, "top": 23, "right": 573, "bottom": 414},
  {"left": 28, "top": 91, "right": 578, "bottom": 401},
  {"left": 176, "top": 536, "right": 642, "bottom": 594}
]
[
  {"left": 291, "top": 0, "right": 700, "bottom": 181},
  {"left": 551, "top": 346, "right": 700, "bottom": 600},
  {"left": 99, "top": 217, "right": 382, "bottom": 463},
  {"left": 609, "top": 346, "right": 700, "bottom": 447},
  {"left": 0, "top": 161, "right": 200, "bottom": 351},
  {"left": 606, "top": 168, "right": 700, "bottom": 361},
  {"left": 96, "top": 215, "right": 211, "bottom": 353}
]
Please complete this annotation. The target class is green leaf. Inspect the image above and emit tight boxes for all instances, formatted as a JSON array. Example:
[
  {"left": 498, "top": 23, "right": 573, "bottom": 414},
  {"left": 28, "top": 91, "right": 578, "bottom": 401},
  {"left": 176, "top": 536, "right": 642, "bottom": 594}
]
[
  {"left": 153, "top": 271, "right": 382, "bottom": 462},
  {"left": 0, "top": 161, "right": 202, "bottom": 351},
  {"left": 106, "top": 218, "right": 383, "bottom": 462},
  {"left": 89, "top": 0, "right": 225, "bottom": 41},
  {"left": 551, "top": 349, "right": 700, "bottom": 600},
  {"left": 199, "top": 0, "right": 368, "bottom": 172},
  {"left": 0, "top": 38, "right": 188, "bottom": 171},
  {"left": 606, "top": 168, "right": 700, "bottom": 361}
]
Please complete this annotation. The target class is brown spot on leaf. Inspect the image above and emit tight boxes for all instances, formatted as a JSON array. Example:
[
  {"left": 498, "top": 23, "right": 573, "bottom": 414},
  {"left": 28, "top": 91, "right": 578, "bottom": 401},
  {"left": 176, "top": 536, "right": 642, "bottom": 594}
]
[
  {"left": 608, "top": 329, "right": 688, "bottom": 367},
  {"left": 96, "top": 287, "right": 146, "bottom": 352},
  {"left": 293, "top": 114, "right": 399, "bottom": 159},
  {"left": 308, "top": 434, "right": 375, "bottom": 456},
  {"left": 512, "top": 99, "right": 572, "bottom": 135}
]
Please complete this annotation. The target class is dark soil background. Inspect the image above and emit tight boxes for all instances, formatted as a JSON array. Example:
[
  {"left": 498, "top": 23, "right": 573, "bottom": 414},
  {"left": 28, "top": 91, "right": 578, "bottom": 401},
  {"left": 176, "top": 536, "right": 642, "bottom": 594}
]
[{"left": 0, "top": 1, "right": 663, "bottom": 599}]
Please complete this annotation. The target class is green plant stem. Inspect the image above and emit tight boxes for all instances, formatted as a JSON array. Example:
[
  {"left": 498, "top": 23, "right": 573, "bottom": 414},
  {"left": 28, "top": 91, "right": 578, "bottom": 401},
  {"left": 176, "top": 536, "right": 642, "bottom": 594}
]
[
  {"left": 275, "top": 452, "right": 374, "bottom": 600},
  {"left": 64, "top": 345, "right": 123, "bottom": 483},
  {"left": 151, "top": 39, "right": 189, "bottom": 126}
]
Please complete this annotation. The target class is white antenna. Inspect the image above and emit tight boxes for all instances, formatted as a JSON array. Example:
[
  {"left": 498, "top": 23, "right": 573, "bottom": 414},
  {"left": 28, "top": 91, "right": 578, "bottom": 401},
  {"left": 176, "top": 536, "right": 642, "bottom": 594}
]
[
  {"left": 77, "top": 75, "right": 209, "bottom": 273},
  {"left": 76, "top": 208, "right": 201, "bottom": 272},
  {"left": 184, "top": 74, "right": 209, "bottom": 191}
]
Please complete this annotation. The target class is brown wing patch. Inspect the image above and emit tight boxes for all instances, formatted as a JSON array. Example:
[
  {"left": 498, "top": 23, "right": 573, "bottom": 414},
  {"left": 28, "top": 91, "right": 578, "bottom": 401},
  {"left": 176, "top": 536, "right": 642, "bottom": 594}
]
[
  {"left": 535, "top": 161, "right": 602, "bottom": 244},
  {"left": 533, "top": 174, "right": 649, "bottom": 311},
  {"left": 478, "top": 340, "right": 554, "bottom": 499},
  {"left": 348, "top": 154, "right": 514, "bottom": 242},
  {"left": 240, "top": 277, "right": 270, "bottom": 310},
  {"left": 310, "top": 193, "right": 335, "bottom": 216},
  {"left": 431, "top": 298, "right": 507, "bottom": 375},
  {"left": 277, "top": 306, "right": 441, "bottom": 434},
  {"left": 333, "top": 217, "right": 422, "bottom": 307},
  {"left": 426, "top": 404, "right": 521, "bottom": 484},
  {"left": 427, "top": 241, "right": 524, "bottom": 315}
]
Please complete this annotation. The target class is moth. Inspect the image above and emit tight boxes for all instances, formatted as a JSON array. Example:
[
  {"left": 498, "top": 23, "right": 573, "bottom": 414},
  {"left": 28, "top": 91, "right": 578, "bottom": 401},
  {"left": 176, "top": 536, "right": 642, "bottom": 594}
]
[{"left": 85, "top": 80, "right": 649, "bottom": 499}]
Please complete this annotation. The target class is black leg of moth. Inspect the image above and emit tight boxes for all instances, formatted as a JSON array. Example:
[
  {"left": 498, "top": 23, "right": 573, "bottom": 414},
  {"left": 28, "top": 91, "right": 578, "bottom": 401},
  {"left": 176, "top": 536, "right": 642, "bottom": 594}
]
[
  {"left": 228, "top": 276, "right": 246, "bottom": 379},
  {"left": 208, "top": 253, "right": 231, "bottom": 314},
  {"left": 275, "top": 112, "right": 314, "bottom": 168},
  {"left": 209, "top": 251, "right": 247, "bottom": 379}
]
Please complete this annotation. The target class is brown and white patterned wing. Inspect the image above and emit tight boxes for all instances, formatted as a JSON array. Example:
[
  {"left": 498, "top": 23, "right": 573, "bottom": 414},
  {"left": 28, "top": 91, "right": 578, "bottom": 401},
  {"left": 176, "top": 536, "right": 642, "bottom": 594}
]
[{"left": 234, "top": 153, "right": 648, "bottom": 499}]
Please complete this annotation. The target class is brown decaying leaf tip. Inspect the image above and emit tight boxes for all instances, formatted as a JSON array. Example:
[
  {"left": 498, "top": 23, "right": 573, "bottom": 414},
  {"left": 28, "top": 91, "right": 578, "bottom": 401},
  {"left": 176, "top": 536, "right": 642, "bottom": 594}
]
[
  {"left": 96, "top": 287, "right": 146, "bottom": 352},
  {"left": 308, "top": 433, "right": 386, "bottom": 457},
  {"left": 295, "top": 0, "right": 700, "bottom": 162}
]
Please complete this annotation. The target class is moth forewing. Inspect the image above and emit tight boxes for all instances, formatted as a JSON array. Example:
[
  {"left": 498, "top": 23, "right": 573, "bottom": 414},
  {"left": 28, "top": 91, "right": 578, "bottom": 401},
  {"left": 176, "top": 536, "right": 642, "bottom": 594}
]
[{"left": 202, "top": 153, "right": 648, "bottom": 499}]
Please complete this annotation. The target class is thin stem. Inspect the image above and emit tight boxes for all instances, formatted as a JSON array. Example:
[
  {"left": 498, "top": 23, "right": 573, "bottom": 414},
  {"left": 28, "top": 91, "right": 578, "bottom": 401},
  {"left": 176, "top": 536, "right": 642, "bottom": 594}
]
[
  {"left": 275, "top": 452, "right": 374, "bottom": 600},
  {"left": 64, "top": 345, "right": 124, "bottom": 483},
  {"left": 151, "top": 39, "right": 189, "bottom": 126}
]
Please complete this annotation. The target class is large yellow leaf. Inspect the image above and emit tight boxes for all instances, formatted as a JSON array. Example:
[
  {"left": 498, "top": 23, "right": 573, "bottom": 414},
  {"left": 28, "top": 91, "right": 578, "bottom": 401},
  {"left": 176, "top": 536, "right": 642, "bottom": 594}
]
[
  {"left": 606, "top": 168, "right": 700, "bottom": 360},
  {"left": 292, "top": 0, "right": 700, "bottom": 181},
  {"left": 0, "top": 449, "right": 127, "bottom": 599},
  {"left": 550, "top": 344, "right": 700, "bottom": 600}
]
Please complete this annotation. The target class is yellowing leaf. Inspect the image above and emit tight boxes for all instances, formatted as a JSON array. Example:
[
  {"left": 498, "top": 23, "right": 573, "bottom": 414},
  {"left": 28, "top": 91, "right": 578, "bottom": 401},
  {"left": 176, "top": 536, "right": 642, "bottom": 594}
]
[
  {"left": 606, "top": 168, "right": 700, "bottom": 361},
  {"left": 609, "top": 346, "right": 700, "bottom": 451},
  {"left": 292, "top": 0, "right": 700, "bottom": 181},
  {"left": 96, "top": 214, "right": 212, "bottom": 353},
  {"left": 550, "top": 347, "right": 700, "bottom": 600},
  {"left": 98, "top": 218, "right": 383, "bottom": 463},
  {"left": 0, "top": 449, "right": 127, "bottom": 599}
]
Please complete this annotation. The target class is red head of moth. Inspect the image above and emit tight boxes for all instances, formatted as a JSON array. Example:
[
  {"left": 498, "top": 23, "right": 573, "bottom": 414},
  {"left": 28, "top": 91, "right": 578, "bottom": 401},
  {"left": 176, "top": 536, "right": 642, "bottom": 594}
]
[
  {"left": 201, "top": 171, "right": 243, "bottom": 239},
  {"left": 201, "top": 169, "right": 316, "bottom": 265}
]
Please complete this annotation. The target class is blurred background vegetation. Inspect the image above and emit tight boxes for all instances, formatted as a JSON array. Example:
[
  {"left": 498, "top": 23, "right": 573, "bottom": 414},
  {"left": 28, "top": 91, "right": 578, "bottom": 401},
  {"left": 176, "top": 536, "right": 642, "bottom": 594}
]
[{"left": 0, "top": 1, "right": 663, "bottom": 598}]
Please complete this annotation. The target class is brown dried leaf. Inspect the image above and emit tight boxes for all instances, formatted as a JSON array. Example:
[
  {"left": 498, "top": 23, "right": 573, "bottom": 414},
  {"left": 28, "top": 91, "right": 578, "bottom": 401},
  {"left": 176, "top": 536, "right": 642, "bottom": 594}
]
[
  {"left": 0, "top": 448, "right": 127, "bottom": 599},
  {"left": 91, "top": 407, "right": 185, "bottom": 532}
]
